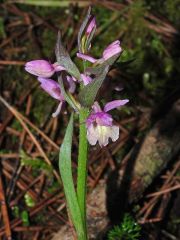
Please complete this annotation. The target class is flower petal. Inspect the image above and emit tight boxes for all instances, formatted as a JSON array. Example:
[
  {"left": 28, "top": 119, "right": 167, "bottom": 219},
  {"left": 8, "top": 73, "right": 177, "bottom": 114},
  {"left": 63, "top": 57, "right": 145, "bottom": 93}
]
[
  {"left": 52, "top": 101, "right": 63, "bottom": 118},
  {"left": 77, "top": 53, "right": 97, "bottom": 63},
  {"left": 96, "top": 126, "right": 109, "bottom": 147},
  {"left": 87, "top": 124, "right": 119, "bottom": 147},
  {"left": 103, "top": 40, "right": 122, "bottom": 60},
  {"left": 96, "top": 112, "right": 113, "bottom": 126},
  {"left": 87, "top": 124, "right": 98, "bottom": 145},
  {"left": 66, "top": 76, "right": 76, "bottom": 93},
  {"left": 104, "top": 99, "right": 129, "bottom": 112},
  {"left": 97, "top": 125, "right": 119, "bottom": 146},
  {"left": 92, "top": 101, "right": 102, "bottom": 113},
  {"left": 105, "top": 40, "right": 120, "bottom": 49},
  {"left": 38, "top": 77, "right": 64, "bottom": 101},
  {"left": 81, "top": 73, "right": 93, "bottom": 85},
  {"left": 52, "top": 62, "right": 66, "bottom": 72},
  {"left": 25, "top": 60, "right": 55, "bottom": 78},
  {"left": 109, "top": 125, "right": 119, "bottom": 142}
]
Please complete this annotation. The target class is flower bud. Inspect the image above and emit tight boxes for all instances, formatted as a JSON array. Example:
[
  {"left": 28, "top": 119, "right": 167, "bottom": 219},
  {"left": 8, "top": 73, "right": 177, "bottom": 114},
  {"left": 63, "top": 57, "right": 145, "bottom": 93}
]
[
  {"left": 86, "top": 17, "right": 96, "bottom": 36},
  {"left": 103, "top": 40, "right": 122, "bottom": 60}
]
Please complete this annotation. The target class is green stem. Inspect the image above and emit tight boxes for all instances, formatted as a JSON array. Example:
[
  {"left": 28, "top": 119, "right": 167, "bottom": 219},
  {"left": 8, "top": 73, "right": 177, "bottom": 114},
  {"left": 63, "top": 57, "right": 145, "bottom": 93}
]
[{"left": 77, "top": 108, "right": 89, "bottom": 239}]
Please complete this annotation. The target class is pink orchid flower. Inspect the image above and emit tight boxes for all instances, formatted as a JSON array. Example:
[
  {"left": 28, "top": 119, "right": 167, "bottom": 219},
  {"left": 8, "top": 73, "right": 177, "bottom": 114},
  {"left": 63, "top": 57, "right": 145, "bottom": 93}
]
[
  {"left": 77, "top": 40, "right": 122, "bottom": 64},
  {"left": 37, "top": 76, "right": 76, "bottom": 118},
  {"left": 25, "top": 60, "right": 65, "bottom": 78},
  {"left": 86, "top": 100, "right": 129, "bottom": 147},
  {"left": 38, "top": 77, "right": 64, "bottom": 117}
]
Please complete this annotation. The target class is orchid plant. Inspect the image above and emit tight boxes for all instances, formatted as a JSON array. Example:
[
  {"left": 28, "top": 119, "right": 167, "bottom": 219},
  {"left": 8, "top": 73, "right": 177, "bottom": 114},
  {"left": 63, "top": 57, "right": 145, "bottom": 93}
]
[{"left": 25, "top": 8, "right": 129, "bottom": 240}]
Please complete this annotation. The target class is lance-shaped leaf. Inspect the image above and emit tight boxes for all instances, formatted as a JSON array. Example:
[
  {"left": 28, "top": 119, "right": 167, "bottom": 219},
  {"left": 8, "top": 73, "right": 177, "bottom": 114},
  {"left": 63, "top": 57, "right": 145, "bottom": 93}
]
[
  {"left": 59, "top": 113, "right": 85, "bottom": 239},
  {"left": 78, "top": 6, "right": 91, "bottom": 52},
  {"left": 79, "top": 66, "right": 109, "bottom": 107},
  {"left": 55, "top": 32, "right": 81, "bottom": 80},
  {"left": 58, "top": 76, "right": 79, "bottom": 112}
]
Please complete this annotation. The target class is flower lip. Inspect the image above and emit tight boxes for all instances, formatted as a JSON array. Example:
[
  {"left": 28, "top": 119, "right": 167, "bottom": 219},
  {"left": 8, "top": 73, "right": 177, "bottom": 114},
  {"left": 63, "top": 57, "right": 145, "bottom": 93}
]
[
  {"left": 87, "top": 124, "right": 119, "bottom": 147},
  {"left": 25, "top": 60, "right": 55, "bottom": 78},
  {"left": 86, "top": 111, "right": 113, "bottom": 128}
]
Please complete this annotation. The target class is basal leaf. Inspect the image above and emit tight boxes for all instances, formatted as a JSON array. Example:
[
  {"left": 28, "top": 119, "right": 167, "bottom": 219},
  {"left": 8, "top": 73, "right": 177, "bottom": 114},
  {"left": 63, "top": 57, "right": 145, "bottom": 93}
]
[
  {"left": 59, "top": 113, "right": 85, "bottom": 238},
  {"left": 79, "top": 66, "right": 109, "bottom": 107},
  {"left": 55, "top": 32, "right": 81, "bottom": 80}
]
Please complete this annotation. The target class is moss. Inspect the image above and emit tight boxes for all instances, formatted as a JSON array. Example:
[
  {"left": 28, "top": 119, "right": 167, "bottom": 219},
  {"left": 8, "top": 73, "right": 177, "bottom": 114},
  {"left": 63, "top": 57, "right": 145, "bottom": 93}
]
[
  {"left": 32, "top": 88, "right": 55, "bottom": 125},
  {"left": 20, "top": 150, "right": 53, "bottom": 176}
]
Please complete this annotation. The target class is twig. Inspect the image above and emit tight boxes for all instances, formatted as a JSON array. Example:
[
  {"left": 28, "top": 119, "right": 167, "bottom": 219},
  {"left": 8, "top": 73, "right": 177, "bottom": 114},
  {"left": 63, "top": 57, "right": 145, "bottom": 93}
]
[
  {"left": 146, "top": 184, "right": 180, "bottom": 198},
  {"left": 138, "top": 160, "right": 180, "bottom": 219},
  {"left": 161, "top": 230, "right": 178, "bottom": 240},
  {"left": 0, "top": 60, "right": 25, "bottom": 65},
  {"left": 0, "top": 95, "right": 61, "bottom": 183},
  {"left": 0, "top": 172, "right": 12, "bottom": 240},
  {"left": 0, "top": 191, "right": 62, "bottom": 236}
]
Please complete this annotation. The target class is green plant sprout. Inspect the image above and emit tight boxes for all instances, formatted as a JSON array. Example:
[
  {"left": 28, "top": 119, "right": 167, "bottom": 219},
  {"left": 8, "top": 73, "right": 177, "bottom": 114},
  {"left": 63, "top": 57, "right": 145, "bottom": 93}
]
[{"left": 108, "top": 214, "right": 141, "bottom": 240}]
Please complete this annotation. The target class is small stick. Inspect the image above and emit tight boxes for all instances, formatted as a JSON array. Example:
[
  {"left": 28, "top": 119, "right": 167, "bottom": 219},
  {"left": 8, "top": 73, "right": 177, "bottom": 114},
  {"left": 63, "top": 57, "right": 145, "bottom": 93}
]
[
  {"left": 0, "top": 95, "right": 61, "bottom": 183},
  {"left": 92, "top": 157, "right": 108, "bottom": 188},
  {"left": 0, "top": 191, "right": 62, "bottom": 236},
  {"left": 146, "top": 184, "right": 180, "bottom": 198},
  {"left": 0, "top": 172, "right": 12, "bottom": 240},
  {"left": 0, "top": 60, "right": 25, "bottom": 65}
]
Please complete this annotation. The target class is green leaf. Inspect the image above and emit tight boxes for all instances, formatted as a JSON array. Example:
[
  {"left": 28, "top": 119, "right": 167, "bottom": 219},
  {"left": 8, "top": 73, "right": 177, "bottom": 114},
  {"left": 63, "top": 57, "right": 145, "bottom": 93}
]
[
  {"left": 10, "top": 0, "right": 90, "bottom": 7},
  {"left": 78, "top": 7, "right": 91, "bottom": 52},
  {"left": 24, "top": 193, "right": 36, "bottom": 208},
  {"left": 79, "top": 66, "right": 109, "bottom": 107},
  {"left": 59, "top": 113, "right": 85, "bottom": 239},
  {"left": 108, "top": 214, "right": 141, "bottom": 240},
  {"left": 55, "top": 32, "right": 81, "bottom": 80},
  {"left": 21, "top": 210, "right": 30, "bottom": 226}
]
